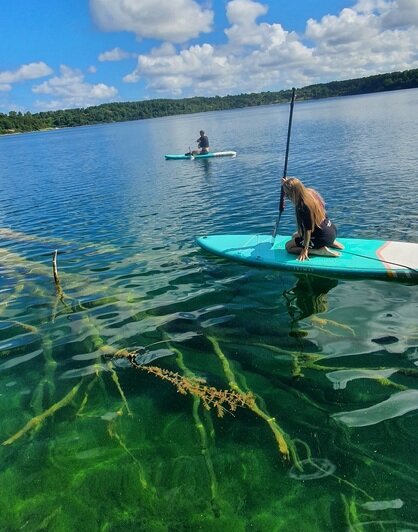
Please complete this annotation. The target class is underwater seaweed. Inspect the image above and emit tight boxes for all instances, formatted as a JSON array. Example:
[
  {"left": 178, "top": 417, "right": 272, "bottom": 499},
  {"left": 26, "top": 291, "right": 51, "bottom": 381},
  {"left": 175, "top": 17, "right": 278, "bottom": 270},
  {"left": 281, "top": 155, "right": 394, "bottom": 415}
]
[{"left": 113, "top": 349, "right": 256, "bottom": 418}]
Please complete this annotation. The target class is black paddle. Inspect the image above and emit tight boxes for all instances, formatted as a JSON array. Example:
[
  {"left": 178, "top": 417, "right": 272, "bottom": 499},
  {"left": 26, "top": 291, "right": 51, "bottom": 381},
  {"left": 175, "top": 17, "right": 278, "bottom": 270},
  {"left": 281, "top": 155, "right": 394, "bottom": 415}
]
[{"left": 272, "top": 87, "right": 296, "bottom": 243}]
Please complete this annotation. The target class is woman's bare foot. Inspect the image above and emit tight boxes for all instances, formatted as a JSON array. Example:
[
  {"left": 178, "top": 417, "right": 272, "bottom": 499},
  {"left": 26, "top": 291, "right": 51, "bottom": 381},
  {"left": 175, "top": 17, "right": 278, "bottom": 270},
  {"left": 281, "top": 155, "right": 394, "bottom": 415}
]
[
  {"left": 310, "top": 246, "right": 341, "bottom": 258},
  {"left": 330, "top": 240, "right": 344, "bottom": 250}
]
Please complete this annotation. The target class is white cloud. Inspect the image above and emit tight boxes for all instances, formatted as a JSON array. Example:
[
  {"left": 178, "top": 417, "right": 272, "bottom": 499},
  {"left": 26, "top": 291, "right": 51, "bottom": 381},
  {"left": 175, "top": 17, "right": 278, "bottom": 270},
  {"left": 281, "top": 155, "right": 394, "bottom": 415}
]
[
  {"left": 149, "top": 42, "right": 177, "bottom": 57},
  {"left": 354, "top": 0, "right": 418, "bottom": 26},
  {"left": 0, "top": 84, "right": 12, "bottom": 91},
  {"left": 98, "top": 47, "right": 130, "bottom": 62},
  {"left": 122, "top": 1, "right": 314, "bottom": 95},
  {"left": 90, "top": 0, "right": 213, "bottom": 43},
  {"left": 32, "top": 65, "right": 118, "bottom": 109},
  {"left": 352, "top": 0, "right": 391, "bottom": 15},
  {"left": 305, "top": 0, "right": 418, "bottom": 77},
  {"left": 123, "top": 72, "right": 140, "bottom": 84},
  {"left": 227, "top": 0, "right": 268, "bottom": 27},
  {"left": 380, "top": 0, "right": 418, "bottom": 29},
  {"left": 0, "top": 62, "right": 53, "bottom": 84},
  {"left": 225, "top": 0, "right": 271, "bottom": 46},
  {"left": 124, "top": 42, "right": 241, "bottom": 93},
  {"left": 306, "top": 0, "right": 418, "bottom": 43},
  {"left": 122, "top": 0, "right": 418, "bottom": 98},
  {"left": 122, "top": 42, "right": 178, "bottom": 83},
  {"left": 88, "top": 65, "right": 97, "bottom": 74},
  {"left": 306, "top": 8, "right": 379, "bottom": 47}
]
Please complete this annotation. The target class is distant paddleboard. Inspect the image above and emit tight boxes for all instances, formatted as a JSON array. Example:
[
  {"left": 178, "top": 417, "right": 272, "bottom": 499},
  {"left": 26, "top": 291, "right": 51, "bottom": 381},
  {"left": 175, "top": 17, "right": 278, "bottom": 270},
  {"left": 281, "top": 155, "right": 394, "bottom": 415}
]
[
  {"left": 196, "top": 234, "right": 418, "bottom": 281},
  {"left": 165, "top": 151, "right": 237, "bottom": 160}
]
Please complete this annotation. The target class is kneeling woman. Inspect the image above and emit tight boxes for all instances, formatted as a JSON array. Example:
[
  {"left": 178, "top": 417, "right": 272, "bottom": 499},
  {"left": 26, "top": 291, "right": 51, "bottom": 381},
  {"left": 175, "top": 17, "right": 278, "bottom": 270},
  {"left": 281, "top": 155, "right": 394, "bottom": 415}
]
[{"left": 282, "top": 177, "right": 343, "bottom": 262}]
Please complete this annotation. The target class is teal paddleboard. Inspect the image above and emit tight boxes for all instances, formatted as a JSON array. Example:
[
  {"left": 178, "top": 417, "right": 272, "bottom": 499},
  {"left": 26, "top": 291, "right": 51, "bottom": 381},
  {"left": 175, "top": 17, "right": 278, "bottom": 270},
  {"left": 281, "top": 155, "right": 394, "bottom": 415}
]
[
  {"left": 165, "top": 151, "right": 237, "bottom": 160},
  {"left": 196, "top": 234, "right": 418, "bottom": 281}
]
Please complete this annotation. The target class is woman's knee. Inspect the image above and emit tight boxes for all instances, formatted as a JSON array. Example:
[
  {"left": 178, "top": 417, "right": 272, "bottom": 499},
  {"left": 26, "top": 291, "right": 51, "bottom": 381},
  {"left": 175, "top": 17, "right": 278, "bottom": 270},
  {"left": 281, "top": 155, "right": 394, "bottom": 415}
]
[{"left": 285, "top": 239, "right": 296, "bottom": 251}]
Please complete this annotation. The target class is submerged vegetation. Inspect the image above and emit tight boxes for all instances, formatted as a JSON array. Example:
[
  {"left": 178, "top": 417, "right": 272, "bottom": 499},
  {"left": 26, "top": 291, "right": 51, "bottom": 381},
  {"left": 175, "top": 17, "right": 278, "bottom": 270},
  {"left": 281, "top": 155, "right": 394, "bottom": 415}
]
[
  {"left": 1, "top": 230, "right": 418, "bottom": 528},
  {"left": 1, "top": 67, "right": 417, "bottom": 135}
]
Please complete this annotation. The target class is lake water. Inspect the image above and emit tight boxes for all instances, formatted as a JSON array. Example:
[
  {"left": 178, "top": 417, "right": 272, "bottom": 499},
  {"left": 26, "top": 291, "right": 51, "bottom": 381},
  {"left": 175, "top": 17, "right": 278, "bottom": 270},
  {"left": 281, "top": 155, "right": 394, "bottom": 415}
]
[{"left": 0, "top": 89, "right": 417, "bottom": 530}]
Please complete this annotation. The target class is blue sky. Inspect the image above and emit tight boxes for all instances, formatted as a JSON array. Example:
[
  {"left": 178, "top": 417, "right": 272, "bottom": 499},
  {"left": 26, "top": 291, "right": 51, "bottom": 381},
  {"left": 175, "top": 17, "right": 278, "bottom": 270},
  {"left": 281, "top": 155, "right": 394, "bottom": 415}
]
[{"left": 1, "top": 0, "right": 417, "bottom": 113}]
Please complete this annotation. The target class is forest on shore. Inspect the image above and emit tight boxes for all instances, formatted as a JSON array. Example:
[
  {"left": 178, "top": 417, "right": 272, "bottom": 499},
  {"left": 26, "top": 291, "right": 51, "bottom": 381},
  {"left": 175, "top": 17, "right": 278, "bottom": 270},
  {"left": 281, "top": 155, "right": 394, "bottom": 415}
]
[{"left": 1, "top": 68, "right": 417, "bottom": 135}]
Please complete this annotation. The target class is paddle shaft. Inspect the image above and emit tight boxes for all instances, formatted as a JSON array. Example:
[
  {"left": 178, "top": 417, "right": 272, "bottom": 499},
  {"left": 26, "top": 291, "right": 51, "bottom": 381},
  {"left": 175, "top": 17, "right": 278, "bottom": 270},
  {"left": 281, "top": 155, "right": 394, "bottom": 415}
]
[{"left": 272, "top": 88, "right": 296, "bottom": 239}]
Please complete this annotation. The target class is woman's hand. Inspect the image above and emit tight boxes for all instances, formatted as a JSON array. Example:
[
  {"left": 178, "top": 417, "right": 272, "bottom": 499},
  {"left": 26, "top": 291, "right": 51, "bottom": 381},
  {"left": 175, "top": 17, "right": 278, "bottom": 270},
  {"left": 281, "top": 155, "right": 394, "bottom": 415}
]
[
  {"left": 297, "top": 248, "right": 309, "bottom": 261},
  {"left": 298, "top": 230, "right": 311, "bottom": 261}
]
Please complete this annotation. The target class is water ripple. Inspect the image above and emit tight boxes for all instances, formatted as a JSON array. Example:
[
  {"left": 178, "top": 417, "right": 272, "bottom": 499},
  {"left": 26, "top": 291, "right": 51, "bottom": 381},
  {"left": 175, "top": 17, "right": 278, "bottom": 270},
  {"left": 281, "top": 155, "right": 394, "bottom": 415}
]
[{"left": 333, "top": 389, "right": 418, "bottom": 427}]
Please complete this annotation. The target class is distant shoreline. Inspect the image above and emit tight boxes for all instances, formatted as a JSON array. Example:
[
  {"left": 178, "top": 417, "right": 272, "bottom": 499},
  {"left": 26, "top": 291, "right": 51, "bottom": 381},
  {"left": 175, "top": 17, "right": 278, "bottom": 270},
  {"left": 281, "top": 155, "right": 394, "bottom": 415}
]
[
  {"left": 1, "top": 68, "right": 417, "bottom": 136},
  {"left": 0, "top": 127, "right": 60, "bottom": 136}
]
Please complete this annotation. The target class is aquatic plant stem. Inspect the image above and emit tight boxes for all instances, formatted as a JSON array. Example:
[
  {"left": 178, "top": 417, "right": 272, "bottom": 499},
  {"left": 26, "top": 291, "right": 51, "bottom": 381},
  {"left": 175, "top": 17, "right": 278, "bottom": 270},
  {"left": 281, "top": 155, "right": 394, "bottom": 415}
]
[
  {"left": 309, "top": 315, "right": 356, "bottom": 336},
  {"left": 191, "top": 399, "right": 221, "bottom": 518},
  {"left": 107, "top": 421, "right": 149, "bottom": 490},
  {"left": 76, "top": 375, "right": 99, "bottom": 417},
  {"left": 107, "top": 360, "right": 132, "bottom": 416},
  {"left": 52, "top": 250, "right": 59, "bottom": 288},
  {"left": 52, "top": 250, "right": 69, "bottom": 305},
  {"left": 207, "top": 336, "right": 302, "bottom": 468},
  {"left": 2, "top": 381, "right": 82, "bottom": 445},
  {"left": 173, "top": 345, "right": 221, "bottom": 518},
  {"left": 51, "top": 250, "right": 77, "bottom": 318},
  {"left": 251, "top": 339, "right": 411, "bottom": 392},
  {"left": 250, "top": 341, "right": 323, "bottom": 361},
  {"left": 301, "top": 361, "right": 408, "bottom": 391},
  {"left": 30, "top": 335, "right": 57, "bottom": 419},
  {"left": 0, "top": 282, "right": 25, "bottom": 312},
  {"left": 71, "top": 310, "right": 132, "bottom": 415},
  {"left": 341, "top": 494, "right": 363, "bottom": 530},
  {"left": 0, "top": 226, "right": 119, "bottom": 252}
]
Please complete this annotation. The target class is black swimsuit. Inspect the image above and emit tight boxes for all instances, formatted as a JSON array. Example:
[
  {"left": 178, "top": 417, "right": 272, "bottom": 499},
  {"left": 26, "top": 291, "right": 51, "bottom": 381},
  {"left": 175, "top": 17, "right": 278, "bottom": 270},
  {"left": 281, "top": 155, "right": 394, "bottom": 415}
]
[
  {"left": 198, "top": 135, "right": 209, "bottom": 152},
  {"left": 294, "top": 203, "right": 337, "bottom": 249}
]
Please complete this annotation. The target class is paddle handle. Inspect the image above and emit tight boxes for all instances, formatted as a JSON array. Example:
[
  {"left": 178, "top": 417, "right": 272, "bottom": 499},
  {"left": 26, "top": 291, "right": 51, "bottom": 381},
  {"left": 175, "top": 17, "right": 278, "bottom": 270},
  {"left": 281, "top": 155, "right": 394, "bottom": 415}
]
[
  {"left": 281, "top": 88, "right": 296, "bottom": 196},
  {"left": 272, "top": 88, "right": 296, "bottom": 239}
]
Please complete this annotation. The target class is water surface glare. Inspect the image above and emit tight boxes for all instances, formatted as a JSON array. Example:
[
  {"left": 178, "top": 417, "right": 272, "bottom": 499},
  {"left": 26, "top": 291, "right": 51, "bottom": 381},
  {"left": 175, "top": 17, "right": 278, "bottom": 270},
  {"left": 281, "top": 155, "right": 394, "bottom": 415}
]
[{"left": 0, "top": 89, "right": 417, "bottom": 530}]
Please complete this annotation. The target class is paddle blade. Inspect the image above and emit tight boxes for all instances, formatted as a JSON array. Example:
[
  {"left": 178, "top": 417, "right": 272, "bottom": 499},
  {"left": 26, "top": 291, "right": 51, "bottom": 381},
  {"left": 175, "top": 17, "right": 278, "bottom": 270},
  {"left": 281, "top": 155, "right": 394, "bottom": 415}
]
[{"left": 271, "top": 212, "right": 282, "bottom": 243}]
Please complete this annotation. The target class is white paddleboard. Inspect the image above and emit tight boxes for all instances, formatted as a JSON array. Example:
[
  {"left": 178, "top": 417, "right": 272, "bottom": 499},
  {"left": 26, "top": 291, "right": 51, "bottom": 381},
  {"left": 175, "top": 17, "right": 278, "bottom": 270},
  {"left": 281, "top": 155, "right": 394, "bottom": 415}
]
[{"left": 165, "top": 151, "right": 237, "bottom": 160}]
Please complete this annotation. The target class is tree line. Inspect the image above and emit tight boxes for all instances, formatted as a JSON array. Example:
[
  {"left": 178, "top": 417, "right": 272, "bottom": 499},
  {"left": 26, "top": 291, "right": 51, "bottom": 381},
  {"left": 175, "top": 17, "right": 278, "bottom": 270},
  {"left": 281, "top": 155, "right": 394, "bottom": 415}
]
[{"left": 1, "top": 68, "right": 417, "bottom": 135}]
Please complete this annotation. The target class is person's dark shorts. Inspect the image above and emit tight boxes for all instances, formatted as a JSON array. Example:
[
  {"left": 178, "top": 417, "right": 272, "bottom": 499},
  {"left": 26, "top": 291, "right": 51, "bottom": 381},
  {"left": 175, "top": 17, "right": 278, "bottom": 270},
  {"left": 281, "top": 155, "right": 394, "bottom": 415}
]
[{"left": 295, "top": 219, "right": 337, "bottom": 249}]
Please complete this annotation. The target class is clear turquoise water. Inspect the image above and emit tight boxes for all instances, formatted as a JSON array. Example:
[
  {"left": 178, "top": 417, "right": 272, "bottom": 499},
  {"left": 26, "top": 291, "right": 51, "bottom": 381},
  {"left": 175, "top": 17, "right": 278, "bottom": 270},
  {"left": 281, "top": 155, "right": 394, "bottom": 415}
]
[{"left": 0, "top": 89, "right": 417, "bottom": 530}]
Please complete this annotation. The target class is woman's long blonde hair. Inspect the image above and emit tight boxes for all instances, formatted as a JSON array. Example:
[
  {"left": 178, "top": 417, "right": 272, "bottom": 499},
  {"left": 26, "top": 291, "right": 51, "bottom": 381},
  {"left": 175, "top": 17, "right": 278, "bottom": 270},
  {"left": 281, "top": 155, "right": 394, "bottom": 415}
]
[{"left": 282, "top": 177, "right": 326, "bottom": 232}]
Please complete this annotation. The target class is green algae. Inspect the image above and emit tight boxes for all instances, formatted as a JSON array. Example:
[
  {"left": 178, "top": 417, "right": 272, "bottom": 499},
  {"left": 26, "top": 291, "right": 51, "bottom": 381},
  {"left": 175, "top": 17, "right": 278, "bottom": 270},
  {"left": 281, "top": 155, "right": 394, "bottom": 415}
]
[{"left": 1, "top": 242, "right": 418, "bottom": 530}]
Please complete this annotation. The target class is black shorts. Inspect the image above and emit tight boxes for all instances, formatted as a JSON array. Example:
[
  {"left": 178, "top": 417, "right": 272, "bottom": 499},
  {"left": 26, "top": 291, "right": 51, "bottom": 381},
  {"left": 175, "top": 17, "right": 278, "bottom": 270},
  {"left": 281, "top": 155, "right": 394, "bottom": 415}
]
[{"left": 295, "top": 219, "right": 337, "bottom": 249}]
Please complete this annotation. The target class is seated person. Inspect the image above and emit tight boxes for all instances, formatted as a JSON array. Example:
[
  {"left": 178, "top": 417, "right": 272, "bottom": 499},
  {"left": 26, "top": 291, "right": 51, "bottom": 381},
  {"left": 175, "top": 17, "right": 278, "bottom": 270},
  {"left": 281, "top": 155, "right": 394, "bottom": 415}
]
[
  {"left": 281, "top": 177, "right": 343, "bottom": 262},
  {"left": 193, "top": 130, "right": 210, "bottom": 154}
]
